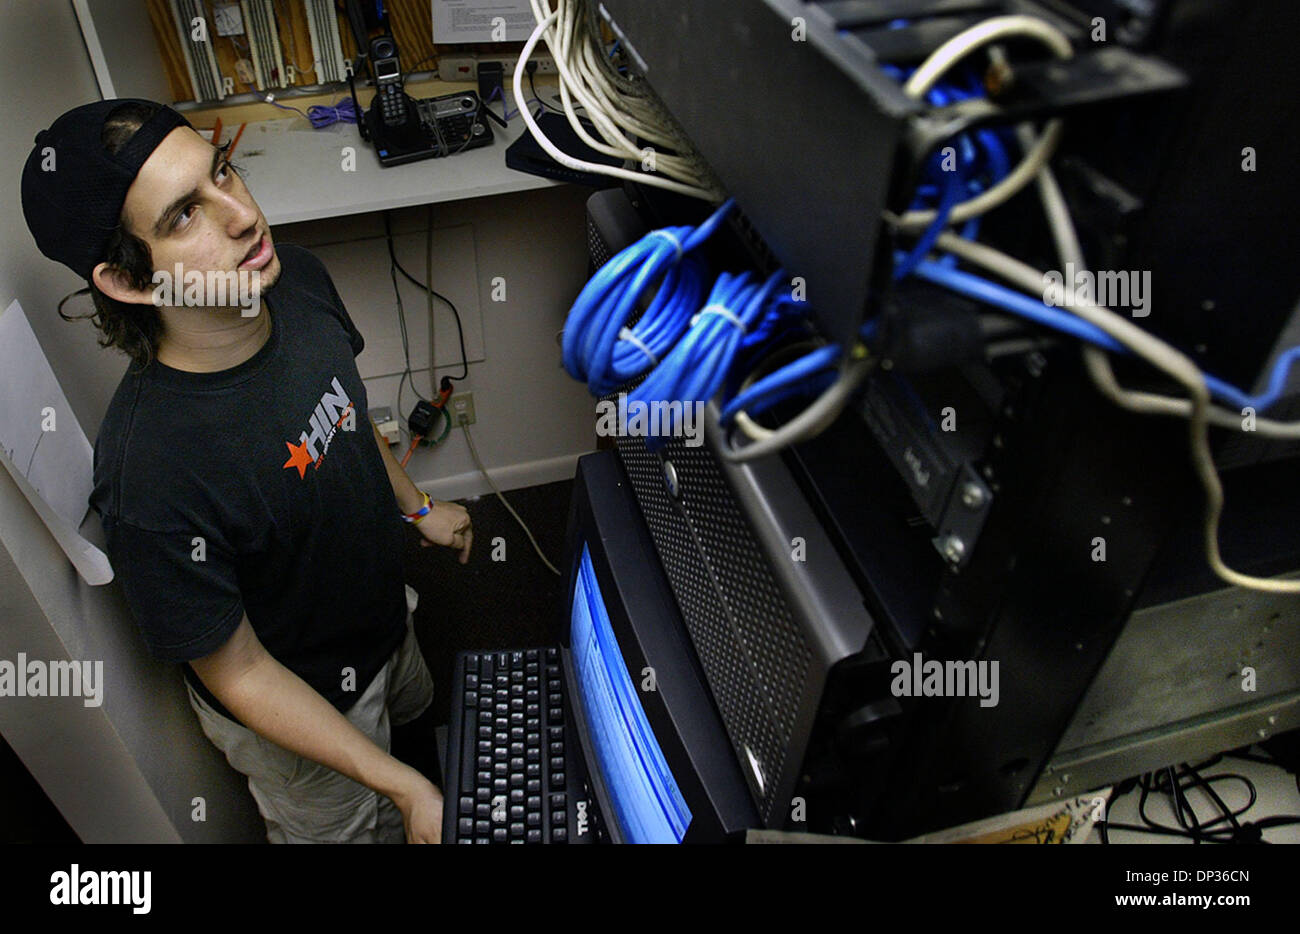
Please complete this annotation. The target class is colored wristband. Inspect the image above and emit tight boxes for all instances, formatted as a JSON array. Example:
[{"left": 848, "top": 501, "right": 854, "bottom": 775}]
[{"left": 401, "top": 490, "right": 432, "bottom": 524}]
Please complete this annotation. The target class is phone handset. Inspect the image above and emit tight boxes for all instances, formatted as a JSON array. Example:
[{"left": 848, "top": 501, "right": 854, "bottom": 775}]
[{"left": 373, "top": 53, "right": 410, "bottom": 128}]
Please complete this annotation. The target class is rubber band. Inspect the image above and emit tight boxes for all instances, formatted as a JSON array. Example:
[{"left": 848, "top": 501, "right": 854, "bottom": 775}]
[
  {"left": 618, "top": 326, "right": 659, "bottom": 366},
  {"left": 691, "top": 303, "right": 746, "bottom": 333},
  {"left": 648, "top": 229, "right": 684, "bottom": 261}
]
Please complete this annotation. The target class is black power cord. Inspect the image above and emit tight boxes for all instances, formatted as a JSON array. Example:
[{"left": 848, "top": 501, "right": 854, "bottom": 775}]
[
  {"left": 347, "top": 54, "right": 370, "bottom": 142},
  {"left": 383, "top": 211, "right": 470, "bottom": 383},
  {"left": 527, "top": 66, "right": 564, "bottom": 115},
  {"left": 1098, "top": 754, "right": 1300, "bottom": 844},
  {"left": 386, "top": 230, "right": 428, "bottom": 424}
]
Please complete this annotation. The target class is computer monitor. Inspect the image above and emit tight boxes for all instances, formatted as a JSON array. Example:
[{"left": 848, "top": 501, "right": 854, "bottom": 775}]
[
  {"left": 557, "top": 452, "right": 758, "bottom": 843},
  {"left": 569, "top": 541, "right": 692, "bottom": 842}
]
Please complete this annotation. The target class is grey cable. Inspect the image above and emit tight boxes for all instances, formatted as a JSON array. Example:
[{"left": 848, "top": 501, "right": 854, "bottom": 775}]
[
  {"left": 461, "top": 422, "right": 562, "bottom": 577},
  {"left": 717, "top": 350, "right": 874, "bottom": 463},
  {"left": 934, "top": 229, "right": 1300, "bottom": 593}
]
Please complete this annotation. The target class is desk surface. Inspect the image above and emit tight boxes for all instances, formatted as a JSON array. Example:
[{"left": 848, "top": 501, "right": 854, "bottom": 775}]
[{"left": 226, "top": 86, "right": 559, "bottom": 226}]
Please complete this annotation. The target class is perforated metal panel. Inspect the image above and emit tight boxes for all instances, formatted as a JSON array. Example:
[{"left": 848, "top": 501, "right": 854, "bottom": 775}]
[
  {"left": 587, "top": 215, "right": 613, "bottom": 269},
  {"left": 612, "top": 425, "right": 811, "bottom": 825},
  {"left": 586, "top": 191, "right": 813, "bottom": 825}
]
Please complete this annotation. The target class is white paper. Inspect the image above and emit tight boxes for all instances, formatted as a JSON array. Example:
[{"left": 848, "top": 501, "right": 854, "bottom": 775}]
[
  {"left": 0, "top": 300, "right": 113, "bottom": 585},
  {"left": 433, "top": 0, "right": 536, "bottom": 43},
  {"left": 0, "top": 445, "right": 113, "bottom": 586}
]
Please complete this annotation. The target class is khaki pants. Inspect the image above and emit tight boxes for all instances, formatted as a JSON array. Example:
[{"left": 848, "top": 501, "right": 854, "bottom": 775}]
[{"left": 186, "top": 584, "right": 435, "bottom": 843}]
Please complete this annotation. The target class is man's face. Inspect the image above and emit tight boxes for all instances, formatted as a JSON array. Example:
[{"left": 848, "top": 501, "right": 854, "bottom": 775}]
[{"left": 121, "top": 126, "right": 280, "bottom": 301}]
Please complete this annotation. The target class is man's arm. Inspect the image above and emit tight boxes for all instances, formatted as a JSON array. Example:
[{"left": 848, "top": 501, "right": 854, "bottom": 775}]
[
  {"left": 190, "top": 614, "right": 443, "bottom": 843},
  {"left": 371, "top": 418, "right": 473, "bottom": 563},
  {"left": 372, "top": 418, "right": 425, "bottom": 514}
]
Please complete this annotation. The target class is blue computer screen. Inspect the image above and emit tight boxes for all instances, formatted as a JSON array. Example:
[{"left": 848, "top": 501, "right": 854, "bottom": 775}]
[{"left": 570, "top": 542, "right": 692, "bottom": 843}]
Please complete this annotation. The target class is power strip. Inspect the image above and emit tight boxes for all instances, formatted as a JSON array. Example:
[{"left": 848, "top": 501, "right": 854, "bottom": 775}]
[{"left": 438, "top": 52, "right": 558, "bottom": 81}]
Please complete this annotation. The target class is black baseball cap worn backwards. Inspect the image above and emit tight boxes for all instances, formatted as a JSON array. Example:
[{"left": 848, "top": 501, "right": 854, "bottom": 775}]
[{"left": 21, "top": 98, "right": 193, "bottom": 280}]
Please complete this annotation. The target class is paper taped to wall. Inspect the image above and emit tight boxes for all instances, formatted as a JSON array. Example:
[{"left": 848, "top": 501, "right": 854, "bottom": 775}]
[
  {"left": 0, "top": 300, "right": 112, "bottom": 585},
  {"left": 433, "top": 0, "right": 536, "bottom": 43}
]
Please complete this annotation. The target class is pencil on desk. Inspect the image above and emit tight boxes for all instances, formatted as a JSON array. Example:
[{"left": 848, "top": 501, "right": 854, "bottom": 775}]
[{"left": 229, "top": 123, "right": 247, "bottom": 155}]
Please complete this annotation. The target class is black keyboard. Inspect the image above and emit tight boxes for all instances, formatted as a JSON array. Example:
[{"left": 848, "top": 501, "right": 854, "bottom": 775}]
[{"left": 442, "top": 648, "right": 596, "bottom": 844}]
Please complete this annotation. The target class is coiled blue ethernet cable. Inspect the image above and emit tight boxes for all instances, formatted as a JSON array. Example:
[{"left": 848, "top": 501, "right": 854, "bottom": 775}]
[
  {"left": 562, "top": 199, "right": 735, "bottom": 396},
  {"left": 629, "top": 268, "right": 787, "bottom": 446}
]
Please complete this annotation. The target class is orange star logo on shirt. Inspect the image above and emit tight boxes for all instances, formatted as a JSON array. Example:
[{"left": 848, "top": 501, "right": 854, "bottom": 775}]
[{"left": 282, "top": 439, "right": 315, "bottom": 479}]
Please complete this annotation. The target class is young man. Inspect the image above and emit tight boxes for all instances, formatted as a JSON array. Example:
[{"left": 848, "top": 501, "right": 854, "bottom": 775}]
[{"left": 21, "top": 98, "right": 471, "bottom": 843}]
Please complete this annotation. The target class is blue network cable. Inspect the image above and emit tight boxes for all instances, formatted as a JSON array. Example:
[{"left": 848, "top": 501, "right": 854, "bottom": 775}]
[
  {"left": 707, "top": 63, "right": 1016, "bottom": 434},
  {"left": 629, "top": 268, "right": 787, "bottom": 445},
  {"left": 931, "top": 82, "right": 1009, "bottom": 258},
  {"left": 702, "top": 61, "right": 1008, "bottom": 428},
  {"left": 1195, "top": 345, "right": 1300, "bottom": 412},
  {"left": 305, "top": 97, "right": 360, "bottom": 128},
  {"left": 265, "top": 95, "right": 359, "bottom": 128},
  {"left": 728, "top": 368, "right": 841, "bottom": 422},
  {"left": 726, "top": 315, "right": 819, "bottom": 392},
  {"left": 894, "top": 164, "right": 964, "bottom": 281},
  {"left": 563, "top": 199, "right": 735, "bottom": 396},
  {"left": 882, "top": 66, "right": 1015, "bottom": 280},
  {"left": 909, "top": 257, "right": 1126, "bottom": 352},
  {"left": 719, "top": 343, "right": 843, "bottom": 423},
  {"left": 608, "top": 255, "right": 711, "bottom": 379},
  {"left": 717, "top": 317, "right": 882, "bottom": 425},
  {"left": 909, "top": 254, "right": 1300, "bottom": 412},
  {"left": 880, "top": 60, "right": 1300, "bottom": 415}
]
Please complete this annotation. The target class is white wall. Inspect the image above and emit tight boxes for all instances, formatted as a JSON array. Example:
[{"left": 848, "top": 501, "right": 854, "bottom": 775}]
[
  {"left": 74, "top": 0, "right": 172, "bottom": 101},
  {"left": 0, "top": 1, "right": 600, "bottom": 843},
  {"left": 273, "top": 185, "right": 599, "bottom": 503},
  {"left": 0, "top": 0, "right": 262, "bottom": 843}
]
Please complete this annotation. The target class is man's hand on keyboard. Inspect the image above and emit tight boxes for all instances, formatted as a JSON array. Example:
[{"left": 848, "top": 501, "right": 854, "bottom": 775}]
[
  {"left": 394, "top": 775, "right": 444, "bottom": 843},
  {"left": 415, "top": 499, "right": 473, "bottom": 564}
]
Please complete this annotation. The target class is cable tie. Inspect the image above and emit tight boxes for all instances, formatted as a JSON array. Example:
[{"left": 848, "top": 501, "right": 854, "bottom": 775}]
[
  {"left": 648, "top": 229, "right": 684, "bottom": 261},
  {"left": 618, "top": 327, "right": 659, "bottom": 366},
  {"left": 691, "top": 304, "right": 746, "bottom": 333}
]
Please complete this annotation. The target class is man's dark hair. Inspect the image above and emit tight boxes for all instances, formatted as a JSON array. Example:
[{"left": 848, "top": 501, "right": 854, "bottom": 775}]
[{"left": 58, "top": 101, "right": 163, "bottom": 372}]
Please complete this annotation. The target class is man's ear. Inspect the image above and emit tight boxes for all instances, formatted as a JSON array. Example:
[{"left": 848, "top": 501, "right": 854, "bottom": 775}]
[{"left": 92, "top": 261, "right": 157, "bottom": 306}]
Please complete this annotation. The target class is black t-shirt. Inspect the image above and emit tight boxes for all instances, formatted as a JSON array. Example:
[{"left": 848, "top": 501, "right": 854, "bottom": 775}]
[{"left": 89, "top": 243, "right": 408, "bottom": 725}]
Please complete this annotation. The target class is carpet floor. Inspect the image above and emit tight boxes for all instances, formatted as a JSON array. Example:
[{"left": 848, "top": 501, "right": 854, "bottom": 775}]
[{"left": 391, "top": 478, "right": 575, "bottom": 785}]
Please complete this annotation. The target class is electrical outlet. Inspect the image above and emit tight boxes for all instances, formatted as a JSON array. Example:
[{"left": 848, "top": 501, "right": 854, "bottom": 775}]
[
  {"left": 439, "top": 55, "right": 478, "bottom": 81},
  {"left": 450, "top": 392, "right": 476, "bottom": 426},
  {"left": 529, "top": 54, "right": 559, "bottom": 75}
]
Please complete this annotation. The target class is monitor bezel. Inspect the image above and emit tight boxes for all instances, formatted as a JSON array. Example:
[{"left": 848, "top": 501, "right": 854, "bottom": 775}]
[{"left": 557, "top": 451, "right": 759, "bottom": 843}]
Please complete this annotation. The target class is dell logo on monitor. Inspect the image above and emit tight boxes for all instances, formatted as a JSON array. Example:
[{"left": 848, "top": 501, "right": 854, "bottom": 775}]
[{"left": 576, "top": 800, "right": 589, "bottom": 836}]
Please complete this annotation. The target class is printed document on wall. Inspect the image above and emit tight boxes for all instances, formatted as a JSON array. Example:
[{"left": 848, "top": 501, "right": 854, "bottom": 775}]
[{"left": 433, "top": 0, "right": 536, "bottom": 43}]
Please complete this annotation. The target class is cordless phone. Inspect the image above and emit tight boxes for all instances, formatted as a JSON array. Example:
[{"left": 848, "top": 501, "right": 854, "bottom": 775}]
[
  {"left": 354, "top": 32, "right": 495, "bottom": 167},
  {"left": 369, "top": 36, "right": 410, "bottom": 128}
]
